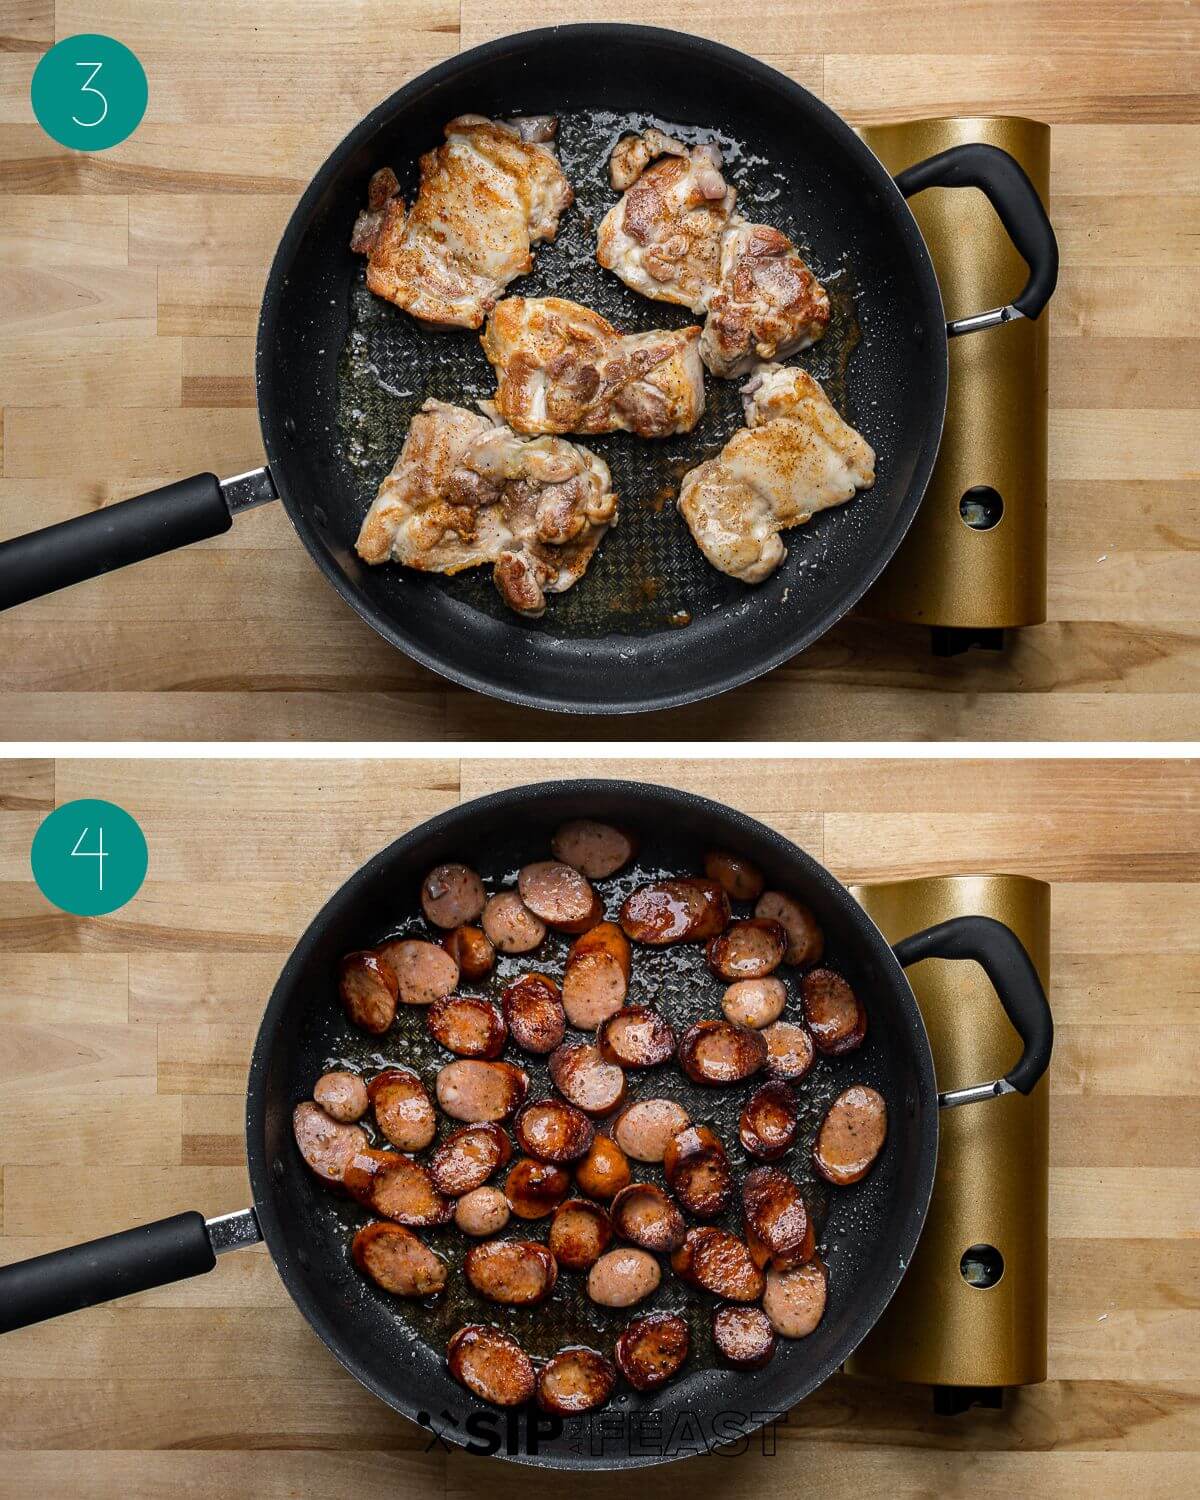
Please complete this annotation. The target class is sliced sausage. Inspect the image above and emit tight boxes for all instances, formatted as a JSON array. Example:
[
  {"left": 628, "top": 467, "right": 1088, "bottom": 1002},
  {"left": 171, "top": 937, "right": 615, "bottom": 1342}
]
[
  {"left": 427, "top": 994, "right": 507, "bottom": 1059},
  {"left": 755, "top": 892, "right": 824, "bottom": 968},
  {"left": 343, "top": 1147, "right": 453, "bottom": 1227},
  {"left": 292, "top": 1101, "right": 366, "bottom": 1184},
  {"left": 612, "top": 1098, "right": 691, "bottom": 1162},
  {"left": 763, "top": 1260, "right": 828, "bottom": 1338},
  {"left": 376, "top": 939, "right": 459, "bottom": 1007},
  {"left": 429, "top": 1122, "right": 512, "bottom": 1195},
  {"left": 514, "top": 1098, "right": 595, "bottom": 1163},
  {"left": 442, "top": 924, "right": 495, "bottom": 980},
  {"left": 802, "top": 968, "right": 867, "bottom": 1055},
  {"left": 722, "top": 977, "right": 787, "bottom": 1030},
  {"left": 537, "top": 1347, "right": 617, "bottom": 1415},
  {"left": 707, "top": 919, "right": 787, "bottom": 982},
  {"left": 712, "top": 1304, "right": 776, "bottom": 1370},
  {"left": 549, "top": 1198, "right": 613, "bottom": 1270},
  {"left": 739, "top": 1081, "right": 799, "bottom": 1160},
  {"left": 742, "top": 1166, "right": 813, "bottom": 1271},
  {"left": 598, "top": 1006, "right": 675, "bottom": 1069},
  {"left": 421, "top": 862, "right": 485, "bottom": 929},
  {"left": 619, "top": 879, "right": 731, "bottom": 946},
  {"left": 517, "top": 860, "right": 599, "bottom": 932},
  {"left": 501, "top": 972, "right": 566, "bottom": 1054},
  {"left": 351, "top": 1221, "right": 447, "bottom": 1296},
  {"left": 561, "top": 922, "right": 630, "bottom": 1029},
  {"left": 552, "top": 820, "right": 637, "bottom": 879},
  {"left": 813, "top": 1085, "right": 888, "bottom": 1185},
  {"left": 762, "top": 1020, "right": 816, "bottom": 1082},
  {"left": 703, "top": 850, "right": 765, "bottom": 902},
  {"left": 454, "top": 1185, "right": 511, "bottom": 1237},
  {"left": 338, "top": 950, "right": 398, "bottom": 1034},
  {"left": 464, "top": 1238, "right": 558, "bottom": 1304},
  {"left": 549, "top": 1042, "right": 627, "bottom": 1117},
  {"left": 678, "top": 1019, "right": 767, "bottom": 1086},
  {"left": 614, "top": 1312, "right": 690, "bottom": 1392},
  {"left": 436, "top": 1059, "right": 528, "bottom": 1123},
  {"left": 574, "top": 1136, "right": 632, "bottom": 1201},
  {"left": 671, "top": 1227, "right": 765, "bottom": 1302},
  {"left": 368, "top": 1067, "right": 437, "bottom": 1152},
  {"left": 610, "top": 1183, "right": 686, "bottom": 1252},
  {"left": 482, "top": 891, "right": 546, "bottom": 954},
  {"left": 448, "top": 1325, "right": 535, "bottom": 1407},
  {"left": 504, "top": 1157, "right": 571, "bottom": 1219},
  {"left": 662, "top": 1123, "right": 734, "bottom": 1218},
  {"left": 586, "top": 1247, "right": 661, "bottom": 1308},
  {"left": 313, "top": 1070, "right": 367, "bottom": 1122}
]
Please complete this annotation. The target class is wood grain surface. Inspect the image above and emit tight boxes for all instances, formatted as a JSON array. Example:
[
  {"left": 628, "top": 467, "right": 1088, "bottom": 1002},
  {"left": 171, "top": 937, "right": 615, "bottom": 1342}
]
[
  {"left": 0, "top": 755, "right": 1197, "bottom": 1495},
  {"left": 0, "top": 1, "right": 1197, "bottom": 740}
]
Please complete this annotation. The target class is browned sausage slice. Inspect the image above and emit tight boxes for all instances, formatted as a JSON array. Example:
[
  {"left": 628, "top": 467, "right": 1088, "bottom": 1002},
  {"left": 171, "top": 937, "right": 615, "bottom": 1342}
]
[
  {"left": 561, "top": 922, "right": 631, "bottom": 1029},
  {"left": 802, "top": 968, "right": 867, "bottom": 1054},
  {"left": 292, "top": 1101, "right": 366, "bottom": 1183},
  {"left": 552, "top": 820, "right": 637, "bottom": 879},
  {"left": 742, "top": 1166, "right": 813, "bottom": 1270},
  {"left": 537, "top": 1348, "right": 618, "bottom": 1414},
  {"left": 464, "top": 1238, "right": 558, "bottom": 1304},
  {"left": 313, "top": 1070, "right": 368, "bottom": 1122},
  {"left": 518, "top": 860, "right": 598, "bottom": 931},
  {"left": 504, "top": 1157, "right": 571, "bottom": 1218},
  {"left": 762, "top": 1020, "right": 816, "bottom": 1081},
  {"left": 351, "top": 1221, "right": 448, "bottom": 1296},
  {"left": 619, "top": 879, "right": 731, "bottom": 945},
  {"left": 501, "top": 972, "right": 566, "bottom": 1054},
  {"left": 678, "top": 1019, "right": 767, "bottom": 1085},
  {"left": 662, "top": 1123, "right": 734, "bottom": 1218},
  {"left": 671, "top": 1227, "right": 765, "bottom": 1301},
  {"left": 707, "top": 919, "right": 787, "bottom": 982},
  {"left": 376, "top": 939, "right": 459, "bottom": 1007},
  {"left": 763, "top": 1259, "right": 827, "bottom": 1338},
  {"left": 436, "top": 1059, "right": 528, "bottom": 1123},
  {"left": 338, "top": 950, "right": 398, "bottom": 1034},
  {"left": 442, "top": 924, "right": 495, "bottom": 980},
  {"left": 482, "top": 891, "right": 546, "bottom": 954},
  {"left": 514, "top": 1098, "right": 595, "bottom": 1163},
  {"left": 448, "top": 1325, "right": 535, "bottom": 1406},
  {"left": 548, "top": 1042, "right": 627, "bottom": 1117},
  {"left": 614, "top": 1312, "right": 690, "bottom": 1391},
  {"left": 343, "top": 1147, "right": 453, "bottom": 1226},
  {"left": 368, "top": 1067, "right": 437, "bottom": 1152},
  {"left": 612, "top": 1098, "right": 691, "bottom": 1162},
  {"left": 429, "top": 1122, "right": 512, "bottom": 1196},
  {"left": 712, "top": 1304, "right": 776, "bottom": 1370},
  {"left": 813, "top": 1085, "right": 888, "bottom": 1185},
  {"left": 548, "top": 1198, "right": 613, "bottom": 1270},
  {"left": 722, "top": 977, "right": 787, "bottom": 1030},
  {"left": 610, "top": 1183, "right": 686, "bottom": 1252},
  {"left": 598, "top": 1006, "right": 675, "bottom": 1069},
  {"left": 739, "top": 1081, "right": 799, "bottom": 1160},
  {"left": 704, "top": 850, "right": 765, "bottom": 902},
  {"left": 421, "top": 862, "right": 486, "bottom": 929},
  {"left": 755, "top": 892, "right": 824, "bottom": 967},
  {"left": 586, "top": 1247, "right": 661, "bottom": 1307},
  {"left": 573, "top": 1136, "right": 631, "bottom": 1201},
  {"left": 455, "top": 1185, "right": 510, "bottom": 1236},
  {"left": 427, "top": 995, "right": 507, "bottom": 1059}
]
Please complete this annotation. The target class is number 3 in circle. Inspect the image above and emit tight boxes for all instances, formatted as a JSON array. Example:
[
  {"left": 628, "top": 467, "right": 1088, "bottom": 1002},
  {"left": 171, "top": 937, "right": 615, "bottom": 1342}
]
[
  {"left": 30, "top": 34, "right": 146, "bottom": 152},
  {"left": 72, "top": 62, "right": 109, "bottom": 129}
]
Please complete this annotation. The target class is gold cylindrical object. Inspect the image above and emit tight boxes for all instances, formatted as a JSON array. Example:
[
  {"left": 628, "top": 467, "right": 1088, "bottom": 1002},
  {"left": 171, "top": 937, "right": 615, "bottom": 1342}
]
[
  {"left": 858, "top": 117, "right": 1050, "bottom": 629},
  {"left": 846, "top": 874, "right": 1050, "bottom": 1389}
]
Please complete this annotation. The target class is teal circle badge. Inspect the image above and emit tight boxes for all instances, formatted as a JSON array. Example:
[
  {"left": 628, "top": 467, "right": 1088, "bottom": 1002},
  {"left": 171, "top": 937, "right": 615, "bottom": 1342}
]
[
  {"left": 31, "top": 799, "right": 148, "bottom": 917},
  {"left": 31, "top": 34, "right": 147, "bottom": 152}
]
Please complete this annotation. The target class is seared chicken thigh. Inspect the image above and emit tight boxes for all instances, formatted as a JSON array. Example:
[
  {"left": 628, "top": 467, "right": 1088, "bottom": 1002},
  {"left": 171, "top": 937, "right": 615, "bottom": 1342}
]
[
  {"left": 356, "top": 398, "right": 616, "bottom": 618},
  {"left": 351, "top": 115, "right": 573, "bottom": 330},
  {"left": 481, "top": 296, "right": 705, "bottom": 438},
  {"left": 677, "top": 364, "right": 874, "bottom": 584}
]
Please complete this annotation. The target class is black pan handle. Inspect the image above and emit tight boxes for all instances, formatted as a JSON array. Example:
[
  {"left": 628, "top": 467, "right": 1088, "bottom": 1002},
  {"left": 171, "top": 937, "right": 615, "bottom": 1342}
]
[
  {"left": 893, "top": 914, "right": 1052, "bottom": 1107},
  {"left": 0, "top": 466, "right": 278, "bottom": 612},
  {"left": 0, "top": 1208, "right": 261, "bottom": 1333},
  {"left": 895, "top": 142, "right": 1059, "bottom": 336}
]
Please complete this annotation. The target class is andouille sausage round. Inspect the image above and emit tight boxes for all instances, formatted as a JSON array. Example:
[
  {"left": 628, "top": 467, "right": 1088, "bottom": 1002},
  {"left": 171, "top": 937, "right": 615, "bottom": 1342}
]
[
  {"left": 352, "top": 1221, "right": 448, "bottom": 1296},
  {"left": 722, "top": 977, "right": 787, "bottom": 1030},
  {"left": 802, "top": 968, "right": 867, "bottom": 1055},
  {"left": 619, "top": 879, "right": 731, "bottom": 946},
  {"left": 537, "top": 1347, "right": 618, "bottom": 1415},
  {"left": 763, "top": 1259, "right": 828, "bottom": 1338},
  {"left": 464, "top": 1239, "right": 558, "bottom": 1305},
  {"left": 755, "top": 891, "right": 824, "bottom": 968},
  {"left": 612, "top": 1098, "right": 691, "bottom": 1162},
  {"left": 662, "top": 1123, "right": 734, "bottom": 1218},
  {"left": 518, "top": 861, "right": 600, "bottom": 932},
  {"left": 448, "top": 1325, "right": 535, "bottom": 1407},
  {"left": 513, "top": 1098, "right": 595, "bottom": 1163},
  {"left": 343, "top": 1147, "right": 453, "bottom": 1227},
  {"left": 671, "top": 1227, "right": 765, "bottom": 1302},
  {"left": 368, "top": 1067, "right": 437, "bottom": 1151},
  {"left": 427, "top": 995, "right": 507, "bottom": 1059},
  {"left": 614, "top": 1312, "right": 690, "bottom": 1392},
  {"left": 762, "top": 1020, "right": 816, "bottom": 1082},
  {"left": 454, "top": 1185, "right": 511, "bottom": 1237},
  {"left": 552, "top": 820, "right": 637, "bottom": 879},
  {"left": 703, "top": 850, "right": 765, "bottom": 903},
  {"left": 482, "top": 891, "right": 546, "bottom": 954},
  {"left": 549, "top": 1198, "right": 613, "bottom": 1270},
  {"left": 739, "top": 1080, "right": 799, "bottom": 1160},
  {"left": 586, "top": 1247, "right": 661, "bottom": 1308},
  {"left": 548, "top": 1042, "right": 627, "bottom": 1117},
  {"left": 436, "top": 1059, "right": 528, "bottom": 1123},
  {"left": 313, "top": 1070, "right": 368, "bottom": 1123},
  {"left": 598, "top": 1006, "right": 675, "bottom": 1069},
  {"left": 712, "top": 1304, "right": 776, "bottom": 1370},
  {"left": 429, "top": 1122, "right": 512, "bottom": 1196},
  {"left": 610, "top": 1183, "right": 686, "bottom": 1252},
  {"left": 501, "top": 972, "right": 566, "bottom": 1054},
  {"left": 421, "top": 862, "right": 486, "bottom": 929},
  {"left": 504, "top": 1157, "right": 572, "bottom": 1219},
  {"left": 742, "top": 1166, "right": 813, "bottom": 1271},
  {"left": 338, "top": 950, "right": 398, "bottom": 1034},
  {"left": 678, "top": 1019, "right": 767, "bottom": 1085},
  {"left": 561, "top": 921, "right": 631, "bottom": 1029},
  {"left": 573, "top": 1136, "right": 632, "bottom": 1201},
  {"left": 707, "top": 919, "right": 787, "bottom": 982},
  {"left": 441, "top": 924, "right": 495, "bottom": 980},
  {"left": 813, "top": 1085, "right": 888, "bottom": 1185},
  {"left": 293, "top": 1101, "right": 366, "bottom": 1183},
  {"left": 376, "top": 939, "right": 459, "bottom": 1008}
]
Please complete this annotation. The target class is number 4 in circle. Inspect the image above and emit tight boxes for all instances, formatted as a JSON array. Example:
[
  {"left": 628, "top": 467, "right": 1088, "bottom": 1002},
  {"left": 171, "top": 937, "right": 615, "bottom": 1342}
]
[{"left": 71, "top": 825, "right": 107, "bottom": 891}]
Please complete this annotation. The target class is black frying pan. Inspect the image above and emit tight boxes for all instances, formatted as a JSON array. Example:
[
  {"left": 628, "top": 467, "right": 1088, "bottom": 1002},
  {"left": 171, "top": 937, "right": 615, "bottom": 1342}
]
[
  {"left": 0, "top": 26, "right": 1057, "bottom": 715},
  {"left": 0, "top": 780, "right": 1051, "bottom": 1467}
]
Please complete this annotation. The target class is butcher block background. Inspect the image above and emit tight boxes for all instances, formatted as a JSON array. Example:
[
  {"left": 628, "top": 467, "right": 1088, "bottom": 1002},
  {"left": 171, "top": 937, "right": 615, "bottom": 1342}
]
[
  {"left": 0, "top": 0, "right": 1197, "bottom": 741},
  {"left": 0, "top": 755, "right": 1198, "bottom": 1494}
]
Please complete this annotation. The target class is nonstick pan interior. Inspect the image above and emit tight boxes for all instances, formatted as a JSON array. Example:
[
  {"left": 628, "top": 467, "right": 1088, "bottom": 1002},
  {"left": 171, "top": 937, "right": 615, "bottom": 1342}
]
[{"left": 247, "top": 783, "right": 938, "bottom": 1467}]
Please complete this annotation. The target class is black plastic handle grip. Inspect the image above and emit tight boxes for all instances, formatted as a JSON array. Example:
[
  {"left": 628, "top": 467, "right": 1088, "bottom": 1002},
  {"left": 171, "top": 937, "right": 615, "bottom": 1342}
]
[
  {"left": 0, "top": 473, "right": 232, "bottom": 611},
  {"left": 895, "top": 142, "right": 1059, "bottom": 320},
  {"left": 0, "top": 1212, "right": 215, "bottom": 1333},
  {"left": 893, "top": 914, "right": 1053, "bottom": 1095}
]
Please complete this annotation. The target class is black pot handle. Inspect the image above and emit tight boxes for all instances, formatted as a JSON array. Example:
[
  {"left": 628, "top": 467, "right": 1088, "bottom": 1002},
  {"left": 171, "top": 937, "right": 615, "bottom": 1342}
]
[
  {"left": 893, "top": 914, "right": 1053, "bottom": 1107},
  {"left": 0, "top": 1208, "right": 261, "bottom": 1333},
  {"left": 895, "top": 142, "right": 1059, "bottom": 336},
  {"left": 0, "top": 466, "right": 277, "bottom": 612}
]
